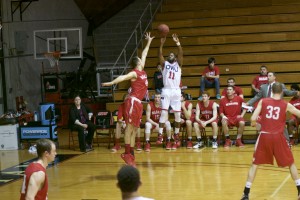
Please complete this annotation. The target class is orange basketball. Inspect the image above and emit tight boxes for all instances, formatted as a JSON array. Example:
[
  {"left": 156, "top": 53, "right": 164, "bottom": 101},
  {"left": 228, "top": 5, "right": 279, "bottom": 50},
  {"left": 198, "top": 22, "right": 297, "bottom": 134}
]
[{"left": 157, "top": 24, "right": 169, "bottom": 37}]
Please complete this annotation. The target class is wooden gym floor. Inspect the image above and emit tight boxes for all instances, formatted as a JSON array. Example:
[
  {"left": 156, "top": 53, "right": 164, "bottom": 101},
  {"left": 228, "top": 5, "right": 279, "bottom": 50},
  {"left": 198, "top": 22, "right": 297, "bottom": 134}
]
[{"left": 1, "top": 128, "right": 300, "bottom": 200}]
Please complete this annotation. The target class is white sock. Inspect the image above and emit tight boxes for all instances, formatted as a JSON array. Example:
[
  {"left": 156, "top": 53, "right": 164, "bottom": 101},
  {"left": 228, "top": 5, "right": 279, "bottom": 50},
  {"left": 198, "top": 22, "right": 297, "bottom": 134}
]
[
  {"left": 245, "top": 181, "right": 252, "bottom": 188},
  {"left": 295, "top": 179, "right": 300, "bottom": 186}
]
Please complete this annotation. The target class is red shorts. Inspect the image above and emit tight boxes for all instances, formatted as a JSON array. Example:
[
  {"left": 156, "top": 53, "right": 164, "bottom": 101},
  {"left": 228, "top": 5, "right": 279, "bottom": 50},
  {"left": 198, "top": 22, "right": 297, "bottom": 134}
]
[
  {"left": 123, "top": 97, "right": 143, "bottom": 127},
  {"left": 253, "top": 133, "right": 294, "bottom": 167},
  {"left": 225, "top": 116, "right": 245, "bottom": 127},
  {"left": 181, "top": 117, "right": 195, "bottom": 125}
]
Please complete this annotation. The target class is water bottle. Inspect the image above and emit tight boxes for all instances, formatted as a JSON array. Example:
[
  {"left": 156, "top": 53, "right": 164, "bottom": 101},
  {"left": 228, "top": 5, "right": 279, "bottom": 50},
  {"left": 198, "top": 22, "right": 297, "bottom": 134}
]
[
  {"left": 207, "top": 137, "right": 210, "bottom": 147},
  {"left": 34, "top": 111, "right": 38, "bottom": 121},
  {"left": 84, "top": 130, "right": 88, "bottom": 135}
]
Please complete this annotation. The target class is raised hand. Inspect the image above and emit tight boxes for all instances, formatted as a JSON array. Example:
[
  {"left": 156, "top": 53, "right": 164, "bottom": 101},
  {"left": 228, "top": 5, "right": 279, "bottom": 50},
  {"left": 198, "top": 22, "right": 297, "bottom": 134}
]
[
  {"left": 172, "top": 33, "right": 180, "bottom": 43},
  {"left": 145, "top": 32, "right": 155, "bottom": 41},
  {"left": 160, "top": 37, "right": 166, "bottom": 44}
]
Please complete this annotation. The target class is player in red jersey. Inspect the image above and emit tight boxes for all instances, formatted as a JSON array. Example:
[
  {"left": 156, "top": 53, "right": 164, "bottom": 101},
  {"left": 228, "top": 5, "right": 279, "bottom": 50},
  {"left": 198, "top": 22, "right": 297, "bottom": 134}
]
[
  {"left": 241, "top": 82, "right": 300, "bottom": 200},
  {"left": 193, "top": 91, "right": 219, "bottom": 149},
  {"left": 144, "top": 93, "right": 172, "bottom": 152},
  {"left": 102, "top": 32, "right": 154, "bottom": 166},
  {"left": 180, "top": 91, "right": 195, "bottom": 149},
  {"left": 288, "top": 84, "right": 300, "bottom": 146},
  {"left": 219, "top": 85, "right": 247, "bottom": 148},
  {"left": 156, "top": 33, "right": 183, "bottom": 149},
  {"left": 20, "top": 139, "right": 57, "bottom": 200},
  {"left": 111, "top": 94, "right": 142, "bottom": 152},
  {"left": 251, "top": 65, "right": 268, "bottom": 96},
  {"left": 221, "top": 77, "right": 244, "bottom": 99}
]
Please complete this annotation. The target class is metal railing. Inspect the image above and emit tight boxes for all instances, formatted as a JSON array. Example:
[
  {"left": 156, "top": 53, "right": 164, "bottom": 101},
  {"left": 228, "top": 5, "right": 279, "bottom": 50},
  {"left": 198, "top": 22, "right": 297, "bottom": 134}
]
[{"left": 96, "top": 0, "right": 164, "bottom": 100}]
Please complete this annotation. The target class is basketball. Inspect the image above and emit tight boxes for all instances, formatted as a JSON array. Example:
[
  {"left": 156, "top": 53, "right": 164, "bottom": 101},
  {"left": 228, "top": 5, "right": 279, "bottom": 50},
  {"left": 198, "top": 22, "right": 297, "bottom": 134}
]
[{"left": 157, "top": 24, "right": 169, "bottom": 37}]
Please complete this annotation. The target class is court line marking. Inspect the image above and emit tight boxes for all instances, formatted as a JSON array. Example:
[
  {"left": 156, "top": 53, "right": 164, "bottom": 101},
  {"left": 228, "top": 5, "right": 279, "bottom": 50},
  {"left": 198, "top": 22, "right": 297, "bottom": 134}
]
[{"left": 270, "top": 174, "right": 291, "bottom": 198}]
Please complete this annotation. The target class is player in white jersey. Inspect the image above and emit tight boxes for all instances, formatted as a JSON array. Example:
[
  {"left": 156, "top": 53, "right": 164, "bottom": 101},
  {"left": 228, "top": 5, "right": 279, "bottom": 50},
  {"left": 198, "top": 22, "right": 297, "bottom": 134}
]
[{"left": 156, "top": 34, "right": 183, "bottom": 149}]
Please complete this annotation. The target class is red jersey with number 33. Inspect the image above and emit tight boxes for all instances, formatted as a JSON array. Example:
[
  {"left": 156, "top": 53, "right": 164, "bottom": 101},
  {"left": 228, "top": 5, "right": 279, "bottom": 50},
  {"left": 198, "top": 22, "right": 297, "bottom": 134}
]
[
  {"left": 260, "top": 98, "right": 287, "bottom": 134},
  {"left": 129, "top": 69, "right": 148, "bottom": 100}
]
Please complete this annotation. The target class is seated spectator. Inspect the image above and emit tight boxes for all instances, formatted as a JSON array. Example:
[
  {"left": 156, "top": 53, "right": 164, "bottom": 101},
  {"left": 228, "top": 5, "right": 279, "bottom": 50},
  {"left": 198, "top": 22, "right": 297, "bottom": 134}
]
[
  {"left": 144, "top": 93, "right": 172, "bottom": 152},
  {"left": 219, "top": 86, "right": 246, "bottom": 148},
  {"left": 193, "top": 91, "right": 219, "bottom": 149},
  {"left": 251, "top": 65, "right": 268, "bottom": 96},
  {"left": 153, "top": 63, "right": 164, "bottom": 94},
  {"left": 198, "top": 57, "right": 220, "bottom": 100},
  {"left": 117, "top": 165, "right": 154, "bottom": 200},
  {"left": 288, "top": 83, "right": 300, "bottom": 146},
  {"left": 221, "top": 78, "right": 244, "bottom": 99},
  {"left": 180, "top": 92, "right": 195, "bottom": 149},
  {"left": 69, "top": 94, "right": 95, "bottom": 152}
]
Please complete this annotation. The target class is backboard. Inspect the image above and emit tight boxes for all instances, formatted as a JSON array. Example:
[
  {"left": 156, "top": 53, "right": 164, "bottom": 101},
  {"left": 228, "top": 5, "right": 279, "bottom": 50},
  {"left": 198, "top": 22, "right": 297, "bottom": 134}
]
[{"left": 33, "top": 27, "right": 82, "bottom": 60}]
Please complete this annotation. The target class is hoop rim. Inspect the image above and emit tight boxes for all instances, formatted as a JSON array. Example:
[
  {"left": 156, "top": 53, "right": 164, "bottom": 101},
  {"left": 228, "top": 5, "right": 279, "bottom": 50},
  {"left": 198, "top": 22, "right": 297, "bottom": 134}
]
[{"left": 44, "top": 51, "right": 61, "bottom": 59}]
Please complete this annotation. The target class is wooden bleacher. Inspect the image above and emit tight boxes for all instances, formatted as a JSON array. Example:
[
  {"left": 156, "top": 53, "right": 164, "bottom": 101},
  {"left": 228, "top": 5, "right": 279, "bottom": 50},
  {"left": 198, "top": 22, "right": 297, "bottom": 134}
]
[{"left": 105, "top": 0, "right": 300, "bottom": 140}]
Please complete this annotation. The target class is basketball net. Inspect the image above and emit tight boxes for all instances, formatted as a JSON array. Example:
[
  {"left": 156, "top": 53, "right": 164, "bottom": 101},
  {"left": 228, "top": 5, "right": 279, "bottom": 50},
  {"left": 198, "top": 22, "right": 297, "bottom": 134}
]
[
  {"left": 45, "top": 51, "right": 61, "bottom": 67},
  {"left": 44, "top": 51, "right": 61, "bottom": 73}
]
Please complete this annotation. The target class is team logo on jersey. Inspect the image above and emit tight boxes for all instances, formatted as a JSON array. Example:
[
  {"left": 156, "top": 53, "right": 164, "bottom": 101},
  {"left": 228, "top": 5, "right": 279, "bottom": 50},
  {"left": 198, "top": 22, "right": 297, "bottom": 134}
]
[
  {"left": 140, "top": 74, "right": 147, "bottom": 79},
  {"left": 165, "top": 64, "right": 179, "bottom": 72}
]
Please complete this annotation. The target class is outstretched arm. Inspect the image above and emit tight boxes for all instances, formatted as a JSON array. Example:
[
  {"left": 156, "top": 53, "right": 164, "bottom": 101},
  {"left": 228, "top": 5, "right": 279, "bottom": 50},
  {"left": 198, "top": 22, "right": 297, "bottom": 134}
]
[
  {"left": 101, "top": 71, "right": 137, "bottom": 87},
  {"left": 172, "top": 33, "right": 183, "bottom": 67},
  {"left": 158, "top": 37, "right": 166, "bottom": 66},
  {"left": 141, "top": 32, "right": 155, "bottom": 69}
]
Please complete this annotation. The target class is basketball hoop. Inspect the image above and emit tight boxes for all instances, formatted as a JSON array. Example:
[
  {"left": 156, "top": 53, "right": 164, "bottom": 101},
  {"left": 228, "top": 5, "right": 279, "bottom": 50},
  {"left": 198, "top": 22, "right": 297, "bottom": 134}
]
[{"left": 44, "top": 51, "right": 61, "bottom": 68}]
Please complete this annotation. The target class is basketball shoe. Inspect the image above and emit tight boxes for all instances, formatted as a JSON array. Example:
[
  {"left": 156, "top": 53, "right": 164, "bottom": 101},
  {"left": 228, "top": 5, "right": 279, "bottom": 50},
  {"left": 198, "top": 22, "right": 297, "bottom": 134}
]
[
  {"left": 111, "top": 144, "right": 121, "bottom": 152},
  {"left": 212, "top": 141, "right": 218, "bottom": 149},
  {"left": 121, "top": 153, "right": 136, "bottom": 167},
  {"left": 236, "top": 139, "right": 245, "bottom": 147},
  {"left": 193, "top": 141, "right": 203, "bottom": 149},
  {"left": 224, "top": 139, "right": 232, "bottom": 148},
  {"left": 172, "top": 134, "right": 181, "bottom": 147},
  {"left": 187, "top": 141, "right": 193, "bottom": 149},
  {"left": 136, "top": 142, "right": 142, "bottom": 151},
  {"left": 156, "top": 134, "right": 163, "bottom": 144},
  {"left": 144, "top": 143, "right": 150, "bottom": 152},
  {"left": 241, "top": 194, "right": 249, "bottom": 200},
  {"left": 166, "top": 141, "right": 172, "bottom": 150},
  {"left": 171, "top": 142, "right": 178, "bottom": 150}
]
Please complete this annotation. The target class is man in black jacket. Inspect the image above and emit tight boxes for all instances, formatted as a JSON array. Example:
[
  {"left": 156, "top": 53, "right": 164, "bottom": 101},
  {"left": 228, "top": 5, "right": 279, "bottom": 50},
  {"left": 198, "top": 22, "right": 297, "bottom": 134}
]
[
  {"left": 69, "top": 94, "right": 95, "bottom": 152},
  {"left": 153, "top": 63, "right": 164, "bottom": 94}
]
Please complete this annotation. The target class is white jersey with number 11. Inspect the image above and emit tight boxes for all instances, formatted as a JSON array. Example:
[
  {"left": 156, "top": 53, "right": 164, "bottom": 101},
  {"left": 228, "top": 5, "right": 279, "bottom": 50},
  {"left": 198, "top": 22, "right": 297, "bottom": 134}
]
[{"left": 162, "top": 60, "right": 181, "bottom": 89}]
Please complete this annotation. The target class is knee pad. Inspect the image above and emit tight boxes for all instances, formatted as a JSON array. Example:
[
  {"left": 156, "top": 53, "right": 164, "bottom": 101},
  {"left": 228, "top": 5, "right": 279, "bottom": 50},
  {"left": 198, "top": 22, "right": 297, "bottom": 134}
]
[{"left": 174, "top": 121, "right": 181, "bottom": 128}]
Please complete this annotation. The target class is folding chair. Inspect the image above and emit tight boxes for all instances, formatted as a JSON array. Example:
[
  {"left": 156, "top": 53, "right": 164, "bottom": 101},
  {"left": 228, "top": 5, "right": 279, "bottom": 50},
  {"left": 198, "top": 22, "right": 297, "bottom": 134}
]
[
  {"left": 111, "top": 109, "right": 126, "bottom": 146},
  {"left": 68, "top": 129, "right": 79, "bottom": 150},
  {"left": 94, "top": 110, "right": 113, "bottom": 149}
]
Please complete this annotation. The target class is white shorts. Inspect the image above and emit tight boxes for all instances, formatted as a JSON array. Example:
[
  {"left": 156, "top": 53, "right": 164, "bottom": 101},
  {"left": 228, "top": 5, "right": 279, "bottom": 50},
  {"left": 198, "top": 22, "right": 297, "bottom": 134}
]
[{"left": 161, "top": 88, "right": 181, "bottom": 112}]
